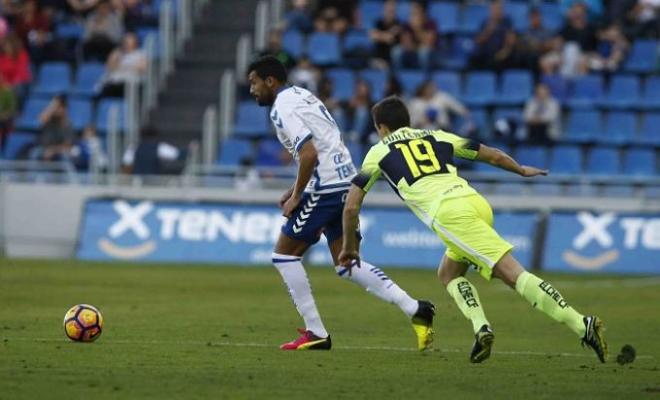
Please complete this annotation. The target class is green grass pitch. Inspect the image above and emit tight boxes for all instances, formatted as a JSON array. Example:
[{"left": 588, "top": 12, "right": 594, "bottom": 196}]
[{"left": 1, "top": 259, "right": 659, "bottom": 399}]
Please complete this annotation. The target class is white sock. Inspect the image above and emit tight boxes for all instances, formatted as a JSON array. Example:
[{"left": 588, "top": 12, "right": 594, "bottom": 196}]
[
  {"left": 272, "top": 253, "right": 328, "bottom": 338},
  {"left": 335, "top": 261, "right": 419, "bottom": 317}
]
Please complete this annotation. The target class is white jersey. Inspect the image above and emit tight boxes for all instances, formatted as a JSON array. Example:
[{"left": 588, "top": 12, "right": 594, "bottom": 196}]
[{"left": 270, "top": 86, "right": 357, "bottom": 194}]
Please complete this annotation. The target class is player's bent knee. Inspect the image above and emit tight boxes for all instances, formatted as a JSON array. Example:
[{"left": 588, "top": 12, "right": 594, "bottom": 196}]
[{"left": 493, "top": 252, "right": 525, "bottom": 288}]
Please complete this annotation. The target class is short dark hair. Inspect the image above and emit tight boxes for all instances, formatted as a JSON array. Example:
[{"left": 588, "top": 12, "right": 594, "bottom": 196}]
[
  {"left": 371, "top": 96, "right": 410, "bottom": 131},
  {"left": 247, "top": 55, "right": 287, "bottom": 82}
]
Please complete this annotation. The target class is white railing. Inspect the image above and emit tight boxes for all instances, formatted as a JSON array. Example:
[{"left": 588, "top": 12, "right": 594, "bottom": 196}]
[
  {"left": 254, "top": 0, "right": 270, "bottom": 51},
  {"left": 159, "top": 0, "right": 175, "bottom": 85},
  {"left": 202, "top": 105, "right": 218, "bottom": 166},
  {"left": 270, "top": 0, "right": 285, "bottom": 28},
  {"left": 106, "top": 104, "right": 122, "bottom": 176},
  {"left": 218, "top": 70, "right": 236, "bottom": 139},
  {"left": 235, "top": 34, "right": 252, "bottom": 84},
  {"left": 176, "top": 0, "right": 193, "bottom": 54}
]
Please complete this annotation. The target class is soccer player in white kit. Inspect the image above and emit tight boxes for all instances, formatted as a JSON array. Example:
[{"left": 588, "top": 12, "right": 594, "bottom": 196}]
[{"left": 246, "top": 56, "right": 434, "bottom": 350}]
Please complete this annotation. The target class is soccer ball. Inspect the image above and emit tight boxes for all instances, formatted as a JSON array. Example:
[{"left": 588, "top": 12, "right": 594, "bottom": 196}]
[{"left": 63, "top": 304, "right": 104, "bottom": 342}]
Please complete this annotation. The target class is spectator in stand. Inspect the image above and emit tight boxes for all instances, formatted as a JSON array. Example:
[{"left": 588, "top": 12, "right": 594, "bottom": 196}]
[
  {"left": 0, "top": 74, "right": 16, "bottom": 151},
  {"left": 71, "top": 125, "right": 107, "bottom": 170},
  {"left": 30, "top": 95, "right": 74, "bottom": 161},
  {"left": 470, "top": 0, "right": 516, "bottom": 71},
  {"left": 122, "top": 125, "right": 185, "bottom": 175},
  {"left": 392, "top": 1, "right": 437, "bottom": 70},
  {"left": 0, "top": 33, "right": 32, "bottom": 99},
  {"left": 589, "top": 23, "right": 629, "bottom": 71},
  {"left": 99, "top": 32, "right": 146, "bottom": 98},
  {"left": 384, "top": 74, "right": 402, "bottom": 97},
  {"left": 288, "top": 55, "right": 319, "bottom": 93},
  {"left": 66, "top": 0, "right": 102, "bottom": 16},
  {"left": 317, "top": 76, "right": 346, "bottom": 131},
  {"left": 115, "top": 0, "right": 158, "bottom": 31},
  {"left": 369, "top": 0, "right": 401, "bottom": 68},
  {"left": 560, "top": 0, "right": 604, "bottom": 21},
  {"left": 314, "top": 6, "right": 348, "bottom": 34},
  {"left": 13, "top": 0, "right": 54, "bottom": 64},
  {"left": 285, "top": 0, "right": 313, "bottom": 33},
  {"left": 260, "top": 29, "right": 296, "bottom": 69},
  {"left": 613, "top": 0, "right": 660, "bottom": 39},
  {"left": 83, "top": 0, "right": 124, "bottom": 61},
  {"left": 523, "top": 83, "right": 561, "bottom": 145},
  {"left": 345, "top": 80, "right": 372, "bottom": 144},
  {"left": 517, "top": 8, "right": 555, "bottom": 73},
  {"left": 408, "top": 80, "right": 469, "bottom": 131}
]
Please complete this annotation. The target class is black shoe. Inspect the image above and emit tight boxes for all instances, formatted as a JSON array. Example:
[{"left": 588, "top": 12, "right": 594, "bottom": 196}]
[
  {"left": 411, "top": 300, "right": 435, "bottom": 351},
  {"left": 470, "top": 325, "right": 494, "bottom": 363},
  {"left": 581, "top": 316, "right": 608, "bottom": 363}
]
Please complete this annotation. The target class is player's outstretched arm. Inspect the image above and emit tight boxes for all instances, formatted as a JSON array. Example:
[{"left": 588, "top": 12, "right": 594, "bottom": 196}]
[
  {"left": 281, "top": 140, "right": 318, "bottom": 217},
  {"left": 475, "top": 144, "right": 549, "bottom": 177},
  {"left": 339, "top": 185, "right": 366, "bottom": 272}
]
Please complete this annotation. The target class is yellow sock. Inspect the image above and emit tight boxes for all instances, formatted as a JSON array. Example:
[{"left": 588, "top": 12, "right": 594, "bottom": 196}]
[
  {"left": 515, "top": 271, "right": 586, "bottom": 337},
  {"left": 446, "top": 277, "right": 490, "bottom": 334}
]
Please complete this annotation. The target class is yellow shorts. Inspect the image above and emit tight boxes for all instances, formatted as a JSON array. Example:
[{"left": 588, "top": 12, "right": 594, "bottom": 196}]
[{"left": 431, "top": 194, "right": 513, "bottom": 280}]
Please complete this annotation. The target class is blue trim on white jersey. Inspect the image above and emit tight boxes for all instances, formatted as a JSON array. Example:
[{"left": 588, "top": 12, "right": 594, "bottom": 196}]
[{"left": 295, "top": 132, "right": 313, "bottom": 152}]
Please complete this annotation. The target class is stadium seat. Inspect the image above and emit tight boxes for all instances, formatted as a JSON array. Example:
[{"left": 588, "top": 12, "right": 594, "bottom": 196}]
[
  {"left": 432, "top": 71, "right": 461, "bottom": 98},
  {"left": 459, "top": 3, "right": 489, "bottom": 35},
  {"left": 639, "top": 112, "right": 660, "bottom": 145},
  {"left": 566, "top": 75, "right": 604, "bottom": 109},
  {"left": 233, "top": 101, "right": 270, "bottom": 137},
  {"left": 493, "top": 107, "right": 522, "bottom": 126},
  {"left": 464, "top": 108, "right": 491, "bottom": 139},
  {"left": 530, "top": 182, "right": 562, "bottom": 196},
  {"left": 307, "top": 32, "right": 341, "bottom": 66},
  {"left": 32, "top": 62, "right": 72, "bottom": 97},
  {"left": 347, "top": 142, "right": 364, "bottom": 166},
  {"left": 396, "top": 1, "right": 411, "bottom": 21},
  {"left": 217, "top": 138, "right": 253, "bottom": 166},
  {"left": 360, "top": 69, "right": 387, "bottom": 101},
  {"left": 428, "top": 2, "right": 459, "bottom": 34},
  {"left": 462, "top": 71, "right": 496, "bottom": 106},
  {"left": 515, "top": 146, "right": 548, "bottom": 169},
  {"left": 504, "top": 1, "right": 529, "bottom": 31},
  {"left": 255, "top": 139, "right": 284, "bottom": 166},
  {"left": 96, "top": 99, "right": 126, "bottom": 133},
  {"left": 602, "top": 111, "right": 637, "bottom": 145},
  {"left": 325, "top": 68, "right": 355, "bottom": 102},
  {"left": 622, "top": 148, "right": 656, "bottom": 176},
  {"left": 647, "top": 185, "right": 660, "bottom": 199},
  {"left": 68, "top": 99, "right": 93, "bottom": 131},
  {"left": 282, "top": 30, "right": 305, "bottom": 59},
  {"left": 442, "top": 36, "right": 475, "bottom": 70},
  {"left": 71, "top": 63, "right": 105, "bottom": 97},
  {"left": 498, "top": 70, "right": 532, "bottom": 105},
  {"left": 549, "top": 145, "right": 583, "bottom": 174},
  {"left": 541, "top": 74, "right": 569, "bottom": 104},
  {"left": 601, "top": 75, "right": 641, "bottom": 109},
  {"left": 624, "top": 40, "right": 658, "bottom": 73},
  {"left": 2, "top": 132, "right": 35, "bottom": 159},
  {"left": 585, "top": 147, "right": 620, "bottom": 175},
  {"left": 641, "top": 76, "right": 660, "bottom": 110},
  {"left": 564, "top": 110, "right": 601, "bottom": 143},
  {"left": 343, "top": 30, "right": 372, "bottom": 53},
  {"left": 538, "top": 2, "right": 562, "bottom": 31},
  {"left": 359, "top": 1, "right": 382, "bottom": 30},
  {"left": 15, "top": 97, "right": 51, "bottom": 131},
  {"left": 396, "top": 70, "right": 427, "bottom": 97},
  {"left": 55, "top": 22, "right": 84, "bottom": 40}
]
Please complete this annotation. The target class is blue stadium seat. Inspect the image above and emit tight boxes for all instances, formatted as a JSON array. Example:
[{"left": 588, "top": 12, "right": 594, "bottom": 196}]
[
  {"left": 347, "top": 142, "right": 364, "bottom": 166},
  {"left": 432, "top": 71, "right": 461, "bottom": 98},
  {"left": 282, "top": 30, "right": 305, "bottom": 58},
  {"left": 459, "top": 3, "right": 489, "bottom": 35},
  {"left": 531, "top": 182, "right": 562, "bottom": 196},
  {"left": 641, "top": 76, "right": 660, "bottom": 110},
  {"left": 515, "top": 146, "right": 548, "bottom": 169},
  {"left": 396, "top": 1, "right": 411, "bottom": 21},
  {"left": 325, "top": 68, "right": 355, "bottom": 102},
  {"left": 504, "top": 2, "right": 529, "bottom": 31},
  {"left": 498, "top": 70, "right": 532, "bottom": 105},
  {"left": 462, "top": 71, "right": 496, "bottom": 106},
  {"left": 586, "top": 147, "right": 620, "bottom": 175},
  {"left": 601, "top": 75, "right": 641, "bottom": 109},
  {"left": 217, "top": 138, "right": 253, "bottom": 166},
  {"left": 255, "top": 139, "right": 284, "bottom": 166},
  {"left": 359, "top": 1, "right": 382, "bottom": 30},
  {"left": 538, "top": 2, "right": 562, "bottom": 31},
  {"left": 622, "top": 148, "right": 656, "bottom": 176},
  {"left": 602, "top": 111, "right": 637, "bottom": 145},
  {"left": 396, "top": 70, "right": 427, "bottom": 97},
  {"left": 360, "top": 69, "right": 387, "bottom": 101},
  {"left": 493, "top": 107, "right": 522, "bottom": 125},
  {"left": 442, "top": 36, "right": 474, "bottom": 70},
  {"left": 15, "top": 97, "right": 51, "bottom": 131},
  {"left": 55, "top": 22, "right": 84, "bottom": 40},
  {"left": 624, "top": 40, "right": 658, "bottom": 73},
  {"left": 343, "top": 30, "right": 372, "bottom": 53},
  {"left": 567, "top": 75, "right": 604, "bottom": 109},
  {"left": 602, "top": 185, "right": 635, "bottom": 197},
  {"left": 307, "top": 32, "right": 341, "bottom": 66},
  {"left": 96, "top": 99, "right": 126, "bottom": 133},
  {"left": 2, "top": 132, "right": 35, "bottom": 159},
  {"left": 68, "top": 99, "right": 93, "bottom": 131},
  {"left": 429, "top": 2, "right": 459, "bottom": 34},
  {"left": 565, "top": 110, "right": 601, "bottom": 143},
  {"left": 549, "top": 145, "right": 583, "bottom": 174},
  {"left": 639, "top": 112, "right": 660, "bottom": 145},
  {"left": 234, "top": 101, "right": 270, "bottom": 138},
  {"left": 32, "top": 62, "right": 72, "bottom": 97},
  {"left": 71, "top": 63, "right": 105, "bottom": 97},
  {"left": 541, "top": 74, "right": 569, "bottom": 104}
]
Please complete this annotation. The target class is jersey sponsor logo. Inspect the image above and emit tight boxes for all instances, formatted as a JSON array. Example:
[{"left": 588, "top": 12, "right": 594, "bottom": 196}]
[{"left": 270, "top": 110, "right": 284, "bottom": 128}]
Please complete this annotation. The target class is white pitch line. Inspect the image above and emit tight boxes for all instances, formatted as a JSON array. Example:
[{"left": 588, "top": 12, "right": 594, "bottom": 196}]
[{"left": 2, "top": 337, "right": 653, "bottom": 360}]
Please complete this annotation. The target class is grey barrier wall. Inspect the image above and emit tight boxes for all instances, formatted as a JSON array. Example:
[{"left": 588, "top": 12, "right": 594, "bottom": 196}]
[{"left": 1, "top": 181, "right": 659, "bottom": 260}]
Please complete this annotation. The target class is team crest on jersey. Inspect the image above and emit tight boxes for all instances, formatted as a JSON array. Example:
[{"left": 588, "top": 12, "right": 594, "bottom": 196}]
[{"left": 270, "top": 109, "right": 283, "bottom": 128}]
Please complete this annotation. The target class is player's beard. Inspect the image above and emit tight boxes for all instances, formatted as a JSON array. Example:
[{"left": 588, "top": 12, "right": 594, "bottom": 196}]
[{"left": 256, "top": 93, "right": 275, "bottom": 107}]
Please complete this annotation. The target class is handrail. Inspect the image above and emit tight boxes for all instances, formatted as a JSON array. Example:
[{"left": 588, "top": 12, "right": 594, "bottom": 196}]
[
  {"left": 270, "top": 0, "right": 285, "bottom": 28},
  {"left": 219, "top": 69, "right": 236, "bottom": 139},
  {"left": 254, "top": 0, "right": 269, "bottom": 51},
  {"left": 159, "top": 0, "right": 175, "bottom": 84},
  {"left": 235, "top": 34, "right": 252, "bottom": 84},
  {"left": 202, "top": 105, "right": 218, "bottom": 166},
  {"left": 106, "top": 104, "right": 121, "bottom": 175}
]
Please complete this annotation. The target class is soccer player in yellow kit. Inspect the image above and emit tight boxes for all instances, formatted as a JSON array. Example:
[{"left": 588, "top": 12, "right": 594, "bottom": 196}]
[{"left": 339, "top": 96, "right": 607, "bottom": 363}]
